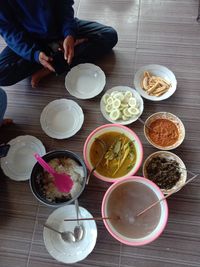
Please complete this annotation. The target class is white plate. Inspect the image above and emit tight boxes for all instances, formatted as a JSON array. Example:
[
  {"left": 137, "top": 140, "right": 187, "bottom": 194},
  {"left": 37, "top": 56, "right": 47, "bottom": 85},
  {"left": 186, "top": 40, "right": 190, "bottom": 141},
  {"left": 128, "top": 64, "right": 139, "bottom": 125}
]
[
  {"left": 43, "top": 205, "right": 97, "bottom": 264},
  {"left": 100, "top": 86, "right": 144, "bottom": 125},
  {"left": 65, "top": 63, "right": 106, "bottom": 99},
  {"left": 134, "top": 64, "right": 177, "bottom": 101},
  {"left": 40, "top": 99, "right": 84, "bottom": 139},
  {"left": 0, "top": 135, "right": 46, "bottom": 181}
]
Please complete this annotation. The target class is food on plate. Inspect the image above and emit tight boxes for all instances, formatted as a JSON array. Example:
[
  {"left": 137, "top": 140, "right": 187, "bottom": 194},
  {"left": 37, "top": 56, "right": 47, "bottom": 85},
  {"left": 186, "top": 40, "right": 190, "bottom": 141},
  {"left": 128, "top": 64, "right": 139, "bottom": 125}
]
[
  {"left": 141, "top": 71, "right": 171, "bottom": 97},
  {"left": 148, "top": 118, "right": 179, "bottom": 147},
  {"left": 36, "top": 157, "right": 84, "bottom": 202},
  {"left": 145, "top": 156, "right": 182, "bottom": 190},
  {"left": 102, "top": 90, "right": 140, "bottom": 121},
  {"left": 110, "top": 109, "right": 121, "bottom": 120},
  {"left": 90, "top": 132, "right": 137, "bottom": 178}
]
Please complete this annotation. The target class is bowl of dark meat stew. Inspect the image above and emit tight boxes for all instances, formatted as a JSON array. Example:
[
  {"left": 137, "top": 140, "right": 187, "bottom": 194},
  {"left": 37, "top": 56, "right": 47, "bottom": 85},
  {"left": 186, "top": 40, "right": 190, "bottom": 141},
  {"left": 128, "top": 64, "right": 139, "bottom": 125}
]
[{"left": 143, "top": 151, "right": 187, "bottom": 194}]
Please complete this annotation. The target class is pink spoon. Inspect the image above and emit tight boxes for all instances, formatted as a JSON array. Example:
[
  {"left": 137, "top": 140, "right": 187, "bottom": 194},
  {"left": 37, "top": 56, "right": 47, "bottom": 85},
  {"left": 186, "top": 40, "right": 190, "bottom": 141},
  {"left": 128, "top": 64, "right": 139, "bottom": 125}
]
[{"left": 34, "top": 153, "right": 73, "bottom": 193}]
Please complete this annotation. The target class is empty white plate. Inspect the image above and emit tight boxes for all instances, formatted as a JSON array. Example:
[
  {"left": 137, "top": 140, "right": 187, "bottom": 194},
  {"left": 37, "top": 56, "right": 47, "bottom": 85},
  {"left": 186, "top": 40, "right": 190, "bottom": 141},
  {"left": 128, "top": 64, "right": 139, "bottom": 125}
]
[
  {"left": 65, "top": 63, "right": 106, "bottom": 99},
  {"left": 43, "top": 204, "right": 97, "bottom": 264},
  {"left": 40, "top": 99, "right": 84, "bottom": 139},
  {"left": 0, "top": 135, "right": 46, "bottom": 181},
  {"left": 134, "top": 64, "right": 177, "bottom": 101}
]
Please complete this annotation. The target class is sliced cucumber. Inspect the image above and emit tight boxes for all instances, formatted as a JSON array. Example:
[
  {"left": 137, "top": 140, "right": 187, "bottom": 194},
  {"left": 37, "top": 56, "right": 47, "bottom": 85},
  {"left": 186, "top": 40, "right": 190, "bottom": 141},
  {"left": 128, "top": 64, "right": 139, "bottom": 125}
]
[
  {"left": 113, "top": 92, "right": 124, "bottom": 101},
  {"left": 128, "top": 97, "right": 137, "bottom": 107},
  {"left": 120, "top": 103, "right": 129, "bottom": 108},
  {"left": 128, "top": 107, "right": 139, "bottom": 115},
  {"left": 109, "top": 109, "right": 121, "bottom": 121},
  {"left": 122, "top": 115, "right": 129, "bottom": 121},
  {"left": 110, "top": 91, "right": 119, "bottom": 97},
  {"left": 103, "top": 89, "right": 140, "bottom": 122},
  {"left": 105, "top": 103, "right": 113, "bottom": 113},
  {"left": 124, "top": 91, "right": 133, "bottom": 98},
  {"left": 102, "top": 93, "right": 110, "bottom": 104},
  {"left": 106, "top": 96, "right": 113, "bottom": 105},
  {"left": 123, "top": 108, "right": 132, "bottom": 118},
  {"left": 112, "top": 98, "right": 121, "bottom": 109}
]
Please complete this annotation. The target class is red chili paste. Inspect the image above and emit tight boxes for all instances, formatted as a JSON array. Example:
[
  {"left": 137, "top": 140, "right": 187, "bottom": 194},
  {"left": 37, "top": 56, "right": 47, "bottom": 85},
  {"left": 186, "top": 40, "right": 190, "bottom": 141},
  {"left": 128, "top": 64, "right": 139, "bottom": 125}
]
[{"left": 148, "top": 118, "right": 179, "bottom": 147}]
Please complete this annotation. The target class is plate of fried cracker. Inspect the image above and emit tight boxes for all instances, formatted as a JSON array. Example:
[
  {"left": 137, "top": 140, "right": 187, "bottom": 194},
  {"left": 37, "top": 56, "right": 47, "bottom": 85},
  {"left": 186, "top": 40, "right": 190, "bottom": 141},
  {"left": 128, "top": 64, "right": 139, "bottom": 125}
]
[{"left": 134, "top": 64, "right": 177, "bottom": 101}]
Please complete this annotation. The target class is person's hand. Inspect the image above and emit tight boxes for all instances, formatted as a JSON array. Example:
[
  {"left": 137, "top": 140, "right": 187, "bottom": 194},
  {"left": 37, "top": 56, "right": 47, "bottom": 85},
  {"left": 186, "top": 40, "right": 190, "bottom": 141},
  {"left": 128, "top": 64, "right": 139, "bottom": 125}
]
[
  {"left": 63, "top": 35, "right": 75, "bottom": 65},
  {"left": 39, "top": 52, "right": 55, "bottom": 72}
]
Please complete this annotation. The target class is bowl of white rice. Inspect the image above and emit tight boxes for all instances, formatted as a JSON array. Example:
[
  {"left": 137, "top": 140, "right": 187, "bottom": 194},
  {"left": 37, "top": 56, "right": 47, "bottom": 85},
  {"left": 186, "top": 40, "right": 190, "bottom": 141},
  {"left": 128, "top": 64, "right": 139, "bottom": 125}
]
[{"left": 30, "top": 150, "right": 87, "bottom": 207}]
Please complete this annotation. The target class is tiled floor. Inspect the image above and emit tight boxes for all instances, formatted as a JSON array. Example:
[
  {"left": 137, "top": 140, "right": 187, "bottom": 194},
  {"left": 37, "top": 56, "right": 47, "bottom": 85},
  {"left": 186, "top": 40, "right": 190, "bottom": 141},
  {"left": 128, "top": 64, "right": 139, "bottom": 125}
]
[{"left": 0, "top": 1, "right": 200, "bottom": 266}]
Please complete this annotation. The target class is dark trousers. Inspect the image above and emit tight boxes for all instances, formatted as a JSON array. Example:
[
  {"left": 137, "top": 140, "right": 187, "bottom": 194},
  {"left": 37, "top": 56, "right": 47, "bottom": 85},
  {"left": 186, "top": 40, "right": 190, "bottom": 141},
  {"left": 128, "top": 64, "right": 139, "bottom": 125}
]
[
  {"left": 0, "top": 18, "right": 118, "bottom": 86},
  {"left": 0, "top": 87, "right": 7, "bottom": 123}
]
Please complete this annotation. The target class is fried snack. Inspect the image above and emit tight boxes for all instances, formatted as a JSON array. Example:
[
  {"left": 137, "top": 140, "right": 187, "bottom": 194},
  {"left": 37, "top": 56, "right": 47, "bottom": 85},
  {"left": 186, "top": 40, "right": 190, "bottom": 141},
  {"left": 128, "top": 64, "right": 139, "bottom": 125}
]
[{"left": 141, "top": 71, "right": 171, "bottom": 97}]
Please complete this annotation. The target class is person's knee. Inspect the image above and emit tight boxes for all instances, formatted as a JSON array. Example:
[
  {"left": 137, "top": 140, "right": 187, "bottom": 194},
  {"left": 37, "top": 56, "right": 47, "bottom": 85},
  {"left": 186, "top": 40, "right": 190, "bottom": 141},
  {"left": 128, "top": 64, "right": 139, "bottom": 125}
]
[
  {"left": 0, "top": 78, "right": 16, "bottom": 86},
  {"left": 107, "top": 27, "right": 118, "bottom": 49},
  {"left": 0, "top": 65, "right": 15, "bottom": 86},
  {"left": 0, "top": 50, "right": 16, "bottom": 86},
  {"left": 98, "top": 26, "right": 118, "bottom": 48},
  {"left": 0, "top": 87, "right": 7, "bottom": 99},
  {"left": 100, "top": 26, "right": 118, "bottom": 51},
  {"left": 0, "top": 87, "right": 7, "bottom": 111},
  {"left": 0, "top": 62, "right": 39, "bottom": 86},
  {"left": 0, "top": 52, "right": 41, "bottom": 86},
  {"left": 0, "top": 76, "right": 15, "bottom": 86},
  {"left": 0, "top": 73, "right": 7, "bottom": 86}
]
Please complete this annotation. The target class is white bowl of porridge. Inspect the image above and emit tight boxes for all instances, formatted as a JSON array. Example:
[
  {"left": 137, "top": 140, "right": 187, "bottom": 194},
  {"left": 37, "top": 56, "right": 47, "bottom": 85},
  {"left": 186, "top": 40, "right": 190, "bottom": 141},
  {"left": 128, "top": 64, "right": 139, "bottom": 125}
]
[{"left": 101, "top": 176, "right": 168, "bottom": 246}]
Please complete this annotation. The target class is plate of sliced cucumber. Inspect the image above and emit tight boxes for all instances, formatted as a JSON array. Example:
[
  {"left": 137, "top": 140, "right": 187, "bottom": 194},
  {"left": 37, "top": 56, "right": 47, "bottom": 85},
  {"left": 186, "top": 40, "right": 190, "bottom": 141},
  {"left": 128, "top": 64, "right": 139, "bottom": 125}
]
[{"left": 100, "top": 86, "right": 144, "bottom": 125}]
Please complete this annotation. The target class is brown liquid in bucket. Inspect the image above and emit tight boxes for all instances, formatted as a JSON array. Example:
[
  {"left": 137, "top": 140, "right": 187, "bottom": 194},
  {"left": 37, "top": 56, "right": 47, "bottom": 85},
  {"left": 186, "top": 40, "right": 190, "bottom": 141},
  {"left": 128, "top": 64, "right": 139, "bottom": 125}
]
[{"left": 107, "top": 181, "right": 161, "bottom": 239}]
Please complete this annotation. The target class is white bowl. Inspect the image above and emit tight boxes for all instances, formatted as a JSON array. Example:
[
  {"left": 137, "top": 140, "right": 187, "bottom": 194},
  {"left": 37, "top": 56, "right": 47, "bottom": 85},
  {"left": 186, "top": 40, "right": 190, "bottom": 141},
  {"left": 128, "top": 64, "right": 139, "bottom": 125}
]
[
  {"left": 40, "top": 99, "right": 84, "bottom": 139},
  {"left": 143, "top": 151, "right": 187, "bottom": 195},
  {"left": 100, "top": 86, "right": 144, "bottom": 125},
  {"left": 144, "top": 112, "right": 185, "bottom": 150},
  {"left": 134, "top": 64, "right": 177, "bottom": 101},
  {"left": 102, "top": 176, "right": 168, "bottom": 246},
  {"left": 65, "top": 63, "right": 106, "bottom": 99}
]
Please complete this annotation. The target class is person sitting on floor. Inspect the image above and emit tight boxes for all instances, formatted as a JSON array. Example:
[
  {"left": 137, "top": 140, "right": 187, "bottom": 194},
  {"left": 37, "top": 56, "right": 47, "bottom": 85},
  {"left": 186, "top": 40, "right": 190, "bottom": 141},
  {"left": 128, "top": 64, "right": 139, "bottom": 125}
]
[
  {"left": 0, "top": 1, "right": 118, "bottom": 88},
  {"left": 0, "top": 87, "right": 12, "bottom": 127}
]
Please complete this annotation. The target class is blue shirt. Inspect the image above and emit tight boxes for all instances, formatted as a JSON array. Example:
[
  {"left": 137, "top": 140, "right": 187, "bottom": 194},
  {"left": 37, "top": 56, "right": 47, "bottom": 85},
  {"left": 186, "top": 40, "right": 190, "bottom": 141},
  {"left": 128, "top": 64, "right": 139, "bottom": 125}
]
[{"left": 0, "top": 0, "right": 77, "bottom": 62}]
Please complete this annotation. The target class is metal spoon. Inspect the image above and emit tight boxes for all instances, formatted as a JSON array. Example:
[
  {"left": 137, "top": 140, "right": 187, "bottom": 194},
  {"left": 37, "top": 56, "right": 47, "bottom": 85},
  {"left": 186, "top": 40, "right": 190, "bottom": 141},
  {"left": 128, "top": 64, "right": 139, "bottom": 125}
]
[
  {"left": 86, "top": 138, "right": 107, "bottom": 184},
  {"left": 64, "top": 216, "right": 118, "bottom": 222},
  {"left": 74, "top": 199, "right": 84, "bottom": 241},
  {"left": 64, "top": 174, "right": 200, "bottom": 223},
  {"left": 44, "top": 223, "right": 76, "bottom": 243},
  {"left": 138, "top": 117, "right": 155, "bottom": 132},
  {"left": 136, "top": 173, "right": 199, "bottom": 217}
]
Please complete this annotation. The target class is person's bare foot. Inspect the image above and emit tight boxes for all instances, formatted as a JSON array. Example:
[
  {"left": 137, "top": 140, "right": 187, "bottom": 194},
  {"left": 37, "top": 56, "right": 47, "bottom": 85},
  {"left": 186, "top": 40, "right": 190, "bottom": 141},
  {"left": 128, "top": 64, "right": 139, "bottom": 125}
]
[
  {"left": 0, "top": 118, "right": 13, "bottom": 127},
  {"left": 31, "top": 68, "right": 52, "bottom": 88}
]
